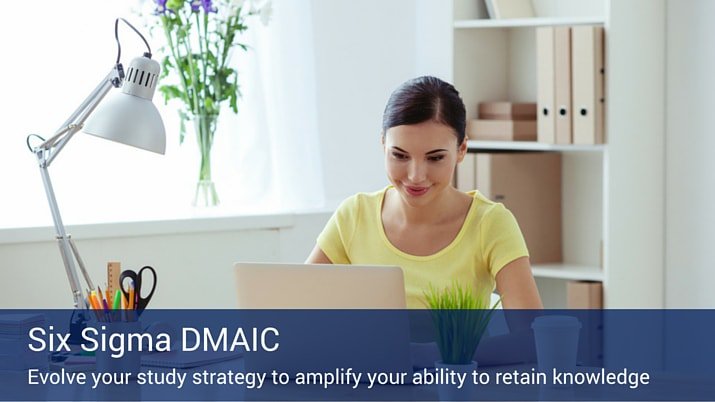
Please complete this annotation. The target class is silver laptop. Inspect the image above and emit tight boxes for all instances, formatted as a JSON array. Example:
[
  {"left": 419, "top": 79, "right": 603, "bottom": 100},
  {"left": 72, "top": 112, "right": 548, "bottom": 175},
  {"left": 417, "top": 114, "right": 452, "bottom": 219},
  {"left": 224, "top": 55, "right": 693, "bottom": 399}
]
[
  {"left": 234, "top": 262, "right": 407, "bottom": 309},
  {"left": 233, "top": 263, "right": 413, "bottom": 379}
]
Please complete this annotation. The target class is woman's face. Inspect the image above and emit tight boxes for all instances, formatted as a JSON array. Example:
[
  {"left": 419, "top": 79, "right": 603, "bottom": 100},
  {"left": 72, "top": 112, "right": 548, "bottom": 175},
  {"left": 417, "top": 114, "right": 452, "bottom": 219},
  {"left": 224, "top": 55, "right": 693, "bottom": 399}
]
[{"left": 383, "top": 120, "right": 467, "bottom": 207}]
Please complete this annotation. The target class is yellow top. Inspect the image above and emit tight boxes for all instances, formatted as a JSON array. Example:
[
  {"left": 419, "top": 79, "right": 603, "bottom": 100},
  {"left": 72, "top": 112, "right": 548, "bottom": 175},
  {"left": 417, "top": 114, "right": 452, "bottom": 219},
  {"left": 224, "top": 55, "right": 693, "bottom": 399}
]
[{"left": 317, "top": 187, "right": 529, "bottom": 308}]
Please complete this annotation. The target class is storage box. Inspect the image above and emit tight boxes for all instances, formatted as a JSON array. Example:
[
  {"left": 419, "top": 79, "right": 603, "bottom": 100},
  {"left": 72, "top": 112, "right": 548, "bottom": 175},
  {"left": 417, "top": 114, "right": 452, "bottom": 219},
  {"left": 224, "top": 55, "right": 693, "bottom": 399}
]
[
  {"left": 567, "top": 281, "right": 603, "bottom": 309},
  {"left": 467, "top": 119, "right": 537, "bottom": 141},
  {"left": 478, "top": 101, "right": 537, "bottom": 120},
  {"left": 476, "top": 153, "right": 561, "bottom": 264},
  {"left": 456, "top": 154, "right": 477, "bottom": 192},
  {"left": 567, "top": 281, "right": 603, "bottom": 366}
]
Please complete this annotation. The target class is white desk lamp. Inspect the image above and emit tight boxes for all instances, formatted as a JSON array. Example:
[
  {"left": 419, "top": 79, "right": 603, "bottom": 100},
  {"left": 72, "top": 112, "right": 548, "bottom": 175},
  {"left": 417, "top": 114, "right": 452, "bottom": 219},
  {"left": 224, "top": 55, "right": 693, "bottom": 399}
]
[{"left": 27, "top": 18, "right": 166, "bottom": 310}]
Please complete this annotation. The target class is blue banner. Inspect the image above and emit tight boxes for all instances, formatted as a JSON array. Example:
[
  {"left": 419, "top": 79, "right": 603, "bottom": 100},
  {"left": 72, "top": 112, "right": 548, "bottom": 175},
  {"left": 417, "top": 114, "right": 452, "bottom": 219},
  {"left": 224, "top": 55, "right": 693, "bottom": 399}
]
[{"left": 0, "top": 309, "right": 714, "bottom": 400}]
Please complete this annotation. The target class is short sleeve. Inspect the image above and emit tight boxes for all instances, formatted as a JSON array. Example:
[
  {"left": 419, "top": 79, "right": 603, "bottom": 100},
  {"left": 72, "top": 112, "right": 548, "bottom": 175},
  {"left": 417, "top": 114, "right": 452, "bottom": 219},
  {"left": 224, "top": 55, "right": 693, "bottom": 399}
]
[
  {"left": 480, "top": 203, "right": 530, "bottom": 277},
  {"left": 316, "top": 195, "right": 361, "bottom": 264}
]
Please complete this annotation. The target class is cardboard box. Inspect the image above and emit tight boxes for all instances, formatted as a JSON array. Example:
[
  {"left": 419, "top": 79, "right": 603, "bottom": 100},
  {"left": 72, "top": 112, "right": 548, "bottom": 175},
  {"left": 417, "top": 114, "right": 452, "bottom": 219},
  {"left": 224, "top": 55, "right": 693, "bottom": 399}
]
[
  {"left": 567, "top": 281, "right": 603, "bottom": 309},
  {"left": 476, "top": 153, "right": 561, "bottom": 264},
  {"left": 478, "top": 102, "right": 537, "bottom": 120},
  {"left": 467, "top": 119, "right": 537, "bottom": 141},
  {"left": 567, "top": 281, "right": 604, "bottom": 366},
  {"left": 456, "top": 154, "right": 477, "bottom": 192}
]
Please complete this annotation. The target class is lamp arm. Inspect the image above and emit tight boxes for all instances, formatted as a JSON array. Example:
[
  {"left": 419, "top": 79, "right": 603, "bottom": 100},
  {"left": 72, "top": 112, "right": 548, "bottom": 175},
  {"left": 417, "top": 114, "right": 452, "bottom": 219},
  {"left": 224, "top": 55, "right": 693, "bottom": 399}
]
[
  {"left": 35, "top": 151, "right": 87, "bottom": 309},
  {"left": 31, "top": 64, "right": 124, "bottom": 309},
  {"left": 39, "top": 65, "right": 124, "bottom": 167}
]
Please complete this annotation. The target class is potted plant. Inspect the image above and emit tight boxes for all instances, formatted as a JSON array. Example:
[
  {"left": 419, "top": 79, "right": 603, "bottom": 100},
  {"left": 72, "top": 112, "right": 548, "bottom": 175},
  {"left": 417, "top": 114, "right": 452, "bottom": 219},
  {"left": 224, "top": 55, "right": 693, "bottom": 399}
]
[{"left": 424, "top": 282, "right": 501, "bottom": 400}]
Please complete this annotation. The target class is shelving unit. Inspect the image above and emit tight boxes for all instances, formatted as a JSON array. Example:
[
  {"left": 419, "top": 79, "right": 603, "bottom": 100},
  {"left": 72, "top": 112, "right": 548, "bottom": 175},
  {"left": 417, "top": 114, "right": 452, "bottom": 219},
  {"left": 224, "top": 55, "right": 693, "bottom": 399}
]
[
  {"left": 417, "top": 0, "right": 666, "bottom": 308},
  {"left": 449, "top": 0, "right": 606, "bottom": 307},
  {"left": 531, "top": 263, "right": 603, "bottom": 282},
  {"left": 467, "top": 140, "right": 605, "bottom": 153},
  {"left": 454, "top": 16, "right": 605, "bottom": 29}
]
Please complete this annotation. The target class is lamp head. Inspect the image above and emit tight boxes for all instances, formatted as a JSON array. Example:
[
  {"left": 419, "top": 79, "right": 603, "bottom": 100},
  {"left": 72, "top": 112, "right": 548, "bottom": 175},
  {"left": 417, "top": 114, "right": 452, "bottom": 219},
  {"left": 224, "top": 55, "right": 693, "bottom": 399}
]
[{"left": 83, "top": 55, "right": 166, "bottom": 154}]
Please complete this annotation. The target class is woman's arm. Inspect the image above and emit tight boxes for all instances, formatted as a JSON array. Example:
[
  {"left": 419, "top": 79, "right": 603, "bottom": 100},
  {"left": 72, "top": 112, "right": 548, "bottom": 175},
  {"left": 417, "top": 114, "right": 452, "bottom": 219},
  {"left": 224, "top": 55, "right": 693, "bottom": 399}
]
[
  {"left": 305, "top": 245, "right": 333, "bottom": 264},
  {"left": 471, "top": 256, "right": 542, "bottom": 365},
  {"left": 496, "top": 256, "right": 543, "bottom": 310}
]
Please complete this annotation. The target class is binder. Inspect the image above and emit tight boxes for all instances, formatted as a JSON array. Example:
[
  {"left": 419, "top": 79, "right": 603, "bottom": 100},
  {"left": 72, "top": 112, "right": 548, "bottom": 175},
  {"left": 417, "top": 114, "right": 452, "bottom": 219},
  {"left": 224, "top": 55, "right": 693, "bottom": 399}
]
[
  {"left": 554, "top": 26, "right": 572, "bottom": 144},
  {"left": 456, "top": 153, "right": 476, "bottom": 191},
  {"left": 536, "top": 27, "right": 555, "bottom": 144},
  {"left": 572, "top": 25, "right": 605, "bottom": 145}
]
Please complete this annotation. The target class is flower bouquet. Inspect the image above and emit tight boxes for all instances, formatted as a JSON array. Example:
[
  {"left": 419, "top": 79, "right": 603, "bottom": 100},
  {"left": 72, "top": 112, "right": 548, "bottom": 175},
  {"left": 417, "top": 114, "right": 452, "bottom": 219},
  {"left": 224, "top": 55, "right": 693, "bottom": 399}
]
[{"left": 147, "top": 0, "right": 271, "bottom": 206}]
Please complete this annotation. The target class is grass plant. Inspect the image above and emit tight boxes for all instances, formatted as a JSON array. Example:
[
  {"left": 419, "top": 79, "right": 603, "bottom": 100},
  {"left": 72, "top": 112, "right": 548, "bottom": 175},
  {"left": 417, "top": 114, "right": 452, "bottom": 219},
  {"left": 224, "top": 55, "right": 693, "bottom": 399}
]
[{"left": 424, "top": 282, "right": 501, "bottom": 365}]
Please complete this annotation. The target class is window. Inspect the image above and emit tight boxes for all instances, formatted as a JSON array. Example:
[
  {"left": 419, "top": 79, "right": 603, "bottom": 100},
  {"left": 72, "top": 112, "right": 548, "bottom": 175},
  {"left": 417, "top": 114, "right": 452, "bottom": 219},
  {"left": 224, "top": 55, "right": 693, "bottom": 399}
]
[{"left": 0, "top": 0, "right": 322, "bottom": 229}]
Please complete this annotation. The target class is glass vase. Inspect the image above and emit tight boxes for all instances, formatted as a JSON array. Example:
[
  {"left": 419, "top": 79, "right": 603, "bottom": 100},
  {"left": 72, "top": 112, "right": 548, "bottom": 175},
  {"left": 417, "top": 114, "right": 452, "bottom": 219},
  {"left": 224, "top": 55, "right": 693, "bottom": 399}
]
[{"left": 189, "top": 113, "right": 220, "bottom": 207}]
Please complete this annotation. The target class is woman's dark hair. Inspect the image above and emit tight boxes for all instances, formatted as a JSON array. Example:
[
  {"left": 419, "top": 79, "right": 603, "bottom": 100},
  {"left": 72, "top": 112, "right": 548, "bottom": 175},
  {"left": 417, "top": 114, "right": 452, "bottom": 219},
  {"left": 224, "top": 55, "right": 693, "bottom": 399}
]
[{"left": 381, "top": 76, "right": 466, "bottom": 143}]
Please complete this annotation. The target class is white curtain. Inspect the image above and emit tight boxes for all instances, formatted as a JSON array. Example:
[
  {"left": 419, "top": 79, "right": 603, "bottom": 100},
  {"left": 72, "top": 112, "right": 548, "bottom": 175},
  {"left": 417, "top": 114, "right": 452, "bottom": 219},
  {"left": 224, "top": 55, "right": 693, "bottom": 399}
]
[
  {"left": 0, "top": 0, "right": 323, "bottom": 228},
  {"left": 214, "top": 0, "right": 324, "bottom": 212}
]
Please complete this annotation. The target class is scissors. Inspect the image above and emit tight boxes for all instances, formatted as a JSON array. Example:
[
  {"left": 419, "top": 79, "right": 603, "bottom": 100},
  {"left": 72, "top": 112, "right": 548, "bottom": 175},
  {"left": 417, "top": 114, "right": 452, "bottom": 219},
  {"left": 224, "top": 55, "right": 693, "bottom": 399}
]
[{"left": 119, "top": 265, "right": 157, "bottom": 313}]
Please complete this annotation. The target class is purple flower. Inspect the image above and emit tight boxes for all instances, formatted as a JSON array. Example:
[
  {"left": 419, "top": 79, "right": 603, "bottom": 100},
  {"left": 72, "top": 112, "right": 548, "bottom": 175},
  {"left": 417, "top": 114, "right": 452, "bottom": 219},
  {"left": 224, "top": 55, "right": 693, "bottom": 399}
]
[
  {"left": 154, "top": 0, "right": 179, "bottom": 15},
  {"left": 154, "top": 0, "right": 168, "bottom": 14},
  {"left": 191, "top": 0, "right": 217, "bottom": 13},
  {"left": 203, "top": 0, "right": 218, "bottom": 13}
]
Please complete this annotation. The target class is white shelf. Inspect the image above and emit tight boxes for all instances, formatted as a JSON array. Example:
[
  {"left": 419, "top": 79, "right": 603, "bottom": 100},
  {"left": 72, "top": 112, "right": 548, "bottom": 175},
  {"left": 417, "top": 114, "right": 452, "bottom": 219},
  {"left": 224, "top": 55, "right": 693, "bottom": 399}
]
[
  {"left": 467, "top": 140, "right": 605, "bottom": 152},
  {"left": 454, "top": 16, "right": 605, "bottom": 29},
  {"left": 532, "top": 263, "right": 603, "bottom": 282}
]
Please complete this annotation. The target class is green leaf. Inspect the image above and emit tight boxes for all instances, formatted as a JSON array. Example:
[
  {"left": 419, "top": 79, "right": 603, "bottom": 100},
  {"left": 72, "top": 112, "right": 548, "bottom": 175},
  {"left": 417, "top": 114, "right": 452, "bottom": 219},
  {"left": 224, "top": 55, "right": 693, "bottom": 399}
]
[
  {"left": 206, "top": 52, "right": 217, "bottom": 65},
  {"left": 178, "top": 110, "right": 188, "bottom": 144},
  {"left": 166, "top": 0, "right": 185, "bottom": 12},
  {"left": 159, "top": 85, "right": 187, "bottom": 106},
  {"left": 229, "top": 87, "right": 238, "bottom": 113}
]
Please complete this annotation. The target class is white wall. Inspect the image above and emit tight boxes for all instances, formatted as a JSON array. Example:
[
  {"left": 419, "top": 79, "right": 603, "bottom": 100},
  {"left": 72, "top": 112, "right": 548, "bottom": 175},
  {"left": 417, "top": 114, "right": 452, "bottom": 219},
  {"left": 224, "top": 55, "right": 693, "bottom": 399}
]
[
  {"left": 311, "top": 0, "right": 420, "bottom": 205},
  {"left": 665, "top": 0, "right": 715, "bottom": 308},
  {"left": 604, "top": 0, "right": 666, "bottom": 308},
  {"left": 0, "top": 212, "right": 330, "bottom": 308}
]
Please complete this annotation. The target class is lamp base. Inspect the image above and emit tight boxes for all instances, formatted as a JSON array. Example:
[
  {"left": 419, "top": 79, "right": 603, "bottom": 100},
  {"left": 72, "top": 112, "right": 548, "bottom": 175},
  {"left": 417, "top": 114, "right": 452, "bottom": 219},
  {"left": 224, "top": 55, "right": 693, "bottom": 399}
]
[{"left": 68, "top": 310, "right": 90, "bottom": 345}]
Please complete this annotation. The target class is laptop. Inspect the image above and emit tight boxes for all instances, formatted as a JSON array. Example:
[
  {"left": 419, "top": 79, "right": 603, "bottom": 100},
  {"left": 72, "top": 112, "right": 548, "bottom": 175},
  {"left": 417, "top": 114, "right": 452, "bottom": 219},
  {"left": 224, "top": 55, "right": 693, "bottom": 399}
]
[
  {"left": 233, "top": 263, "right": 413, "bottom": 380},
  {"left": 234, "top": 262, "right": 407, "bottom": 309}
]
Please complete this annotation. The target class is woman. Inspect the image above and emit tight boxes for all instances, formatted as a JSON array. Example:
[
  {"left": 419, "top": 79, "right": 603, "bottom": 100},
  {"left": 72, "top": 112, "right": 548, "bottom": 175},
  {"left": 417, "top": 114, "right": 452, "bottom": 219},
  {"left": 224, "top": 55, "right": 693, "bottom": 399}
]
[{"left": 306, "top": 76, "right": 542, "bottom": 311}]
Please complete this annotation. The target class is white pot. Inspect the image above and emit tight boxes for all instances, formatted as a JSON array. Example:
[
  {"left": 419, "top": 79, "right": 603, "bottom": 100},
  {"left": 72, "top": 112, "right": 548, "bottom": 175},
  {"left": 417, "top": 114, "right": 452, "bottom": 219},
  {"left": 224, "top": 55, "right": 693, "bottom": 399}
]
[{"left": 434, "top": 360, "right": 478, "bottom": 401}]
